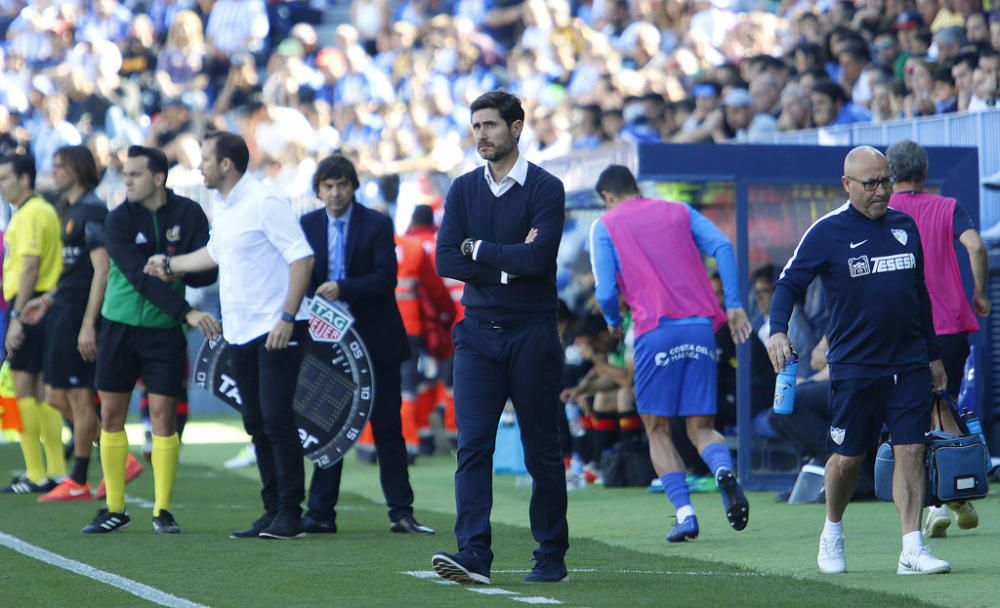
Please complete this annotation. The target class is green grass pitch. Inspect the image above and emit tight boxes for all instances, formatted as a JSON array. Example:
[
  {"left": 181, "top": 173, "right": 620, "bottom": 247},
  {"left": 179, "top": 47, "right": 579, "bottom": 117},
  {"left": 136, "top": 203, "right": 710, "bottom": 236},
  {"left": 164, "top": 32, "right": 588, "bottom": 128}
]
[{"left": 0, "top": 419, "right": 997, "bottom": 608}]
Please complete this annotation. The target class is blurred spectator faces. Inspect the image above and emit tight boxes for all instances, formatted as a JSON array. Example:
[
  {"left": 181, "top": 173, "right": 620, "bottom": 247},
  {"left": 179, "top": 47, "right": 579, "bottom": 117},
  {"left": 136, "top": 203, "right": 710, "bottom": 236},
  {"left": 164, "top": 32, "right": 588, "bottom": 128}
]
[
  {"left": 722, "top": 88, "right": 753, "bottom": 131},
  {"left": 966, "top": 12, "right": 989, "bottom": 44}
]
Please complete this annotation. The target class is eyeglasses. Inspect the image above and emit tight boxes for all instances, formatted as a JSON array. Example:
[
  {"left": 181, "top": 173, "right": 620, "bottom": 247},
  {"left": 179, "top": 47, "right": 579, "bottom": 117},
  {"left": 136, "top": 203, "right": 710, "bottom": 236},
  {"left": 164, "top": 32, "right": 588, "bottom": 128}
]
[{"left": 845, "top": 175, "right": 894, "bottom": 192}]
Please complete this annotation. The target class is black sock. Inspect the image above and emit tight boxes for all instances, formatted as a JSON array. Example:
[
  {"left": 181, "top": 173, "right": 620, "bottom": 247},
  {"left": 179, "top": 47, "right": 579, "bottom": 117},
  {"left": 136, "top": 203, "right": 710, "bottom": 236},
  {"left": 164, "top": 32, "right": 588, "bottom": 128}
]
[
  {"left": 71, "top": 455, "right": 90, "bottom": 485},
  {"left": 618, "top": 411, "right": 644, "bottom": 442},
  {"left": 592, "top": 412, "right": 619, "bottom": 455}
]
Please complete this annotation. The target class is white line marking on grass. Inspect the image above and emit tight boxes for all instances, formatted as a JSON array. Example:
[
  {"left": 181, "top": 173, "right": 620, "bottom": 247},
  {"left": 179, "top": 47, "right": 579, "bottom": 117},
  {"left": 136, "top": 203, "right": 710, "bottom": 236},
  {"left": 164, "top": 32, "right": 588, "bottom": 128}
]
[
  {"left": 124, "top": 494, "right": 156, "bottom": 509},
  {"left": 403, "top": 570, "right": 442, "bottom": 579},
  {"left": 487, "top": 568, "right": 768, "bottom": 577},
  {"left": 403, "top": 571, "right": 562, "bottom": 605},
  {"left": 0, "top": 532, "right": 210, "bottom": 608}
]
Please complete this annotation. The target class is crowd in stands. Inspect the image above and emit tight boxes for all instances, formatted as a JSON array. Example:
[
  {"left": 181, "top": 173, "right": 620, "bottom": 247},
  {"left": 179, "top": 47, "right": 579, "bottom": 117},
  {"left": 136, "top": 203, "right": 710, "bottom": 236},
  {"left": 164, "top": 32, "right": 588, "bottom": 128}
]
[{"left": 0, "top": 0, "right": 998, "bottom": 211}]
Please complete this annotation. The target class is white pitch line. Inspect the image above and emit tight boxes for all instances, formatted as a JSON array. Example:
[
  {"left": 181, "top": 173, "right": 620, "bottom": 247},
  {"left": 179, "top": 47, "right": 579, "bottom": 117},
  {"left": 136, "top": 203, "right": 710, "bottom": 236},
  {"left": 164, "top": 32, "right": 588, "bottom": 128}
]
[
  {"left": 469, "top": 588, "right": 518, "bottom": 595},
  {"left": 511, "top": 597, "right": 561, "bottom": 605},
  {"left": 0, "top": 531, "right": 210, "bottom": 608}
]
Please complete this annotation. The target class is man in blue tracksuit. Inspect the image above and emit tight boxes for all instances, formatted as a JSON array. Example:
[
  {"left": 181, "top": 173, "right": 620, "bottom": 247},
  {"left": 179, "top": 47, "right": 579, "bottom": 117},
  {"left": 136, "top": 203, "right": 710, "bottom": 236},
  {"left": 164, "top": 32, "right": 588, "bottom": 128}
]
[
  {"left": 767, "top": 146, "right": 950, "bottom": 576},
  {"left": 432, "top": 91, "right": 569, "bottom": 585}
]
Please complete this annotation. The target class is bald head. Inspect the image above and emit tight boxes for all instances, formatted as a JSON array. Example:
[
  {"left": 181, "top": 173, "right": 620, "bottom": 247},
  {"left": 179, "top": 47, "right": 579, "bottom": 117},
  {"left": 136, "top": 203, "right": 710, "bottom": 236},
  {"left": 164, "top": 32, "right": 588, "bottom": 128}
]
[
  {"left": 843, "top": 145, "right": 887, "bottom": 176},
  {"left": 842, "top": 146, "right": 892, "bottom": 220}
]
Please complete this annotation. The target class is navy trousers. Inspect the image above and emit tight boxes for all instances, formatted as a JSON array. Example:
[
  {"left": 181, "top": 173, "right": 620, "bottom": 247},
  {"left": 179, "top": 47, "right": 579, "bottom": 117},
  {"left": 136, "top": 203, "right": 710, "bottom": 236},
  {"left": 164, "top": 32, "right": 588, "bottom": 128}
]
[
  {"left": 452, "top": 317, "right": 569, "bottom": 566},
  {"left": 307, "top": 360, "right": 415, "bottom": 523}
]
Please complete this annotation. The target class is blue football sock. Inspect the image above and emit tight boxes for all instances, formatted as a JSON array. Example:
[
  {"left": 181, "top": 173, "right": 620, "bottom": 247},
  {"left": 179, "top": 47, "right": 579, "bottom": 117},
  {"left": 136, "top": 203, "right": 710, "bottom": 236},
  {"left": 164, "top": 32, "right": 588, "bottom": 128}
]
[
  {"left": 701, "top": 443, "right": 734, "bottom": 479},
  {"left": 661, "top": 471, "right": 691, "bottom": 511}
]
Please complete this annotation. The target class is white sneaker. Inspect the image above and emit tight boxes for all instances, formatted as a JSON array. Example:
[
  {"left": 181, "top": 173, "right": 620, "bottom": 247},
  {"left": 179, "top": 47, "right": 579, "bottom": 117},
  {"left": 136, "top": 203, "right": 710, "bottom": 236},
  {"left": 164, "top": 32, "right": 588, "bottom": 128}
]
[
  {"left": 922, "top": 506, "right": 951, "bottom": 538},
  {"left": 949, "top": 502, "right": 979, "bottom": 530},
  {"left": 897, "top": 545, "right": 951, "bottom": 575},
  {"left": 817, "top": 534, "right": 846, "bottom": 574},
  {"left": 224, "top": 445, "right": 256, "bottom": 469}
]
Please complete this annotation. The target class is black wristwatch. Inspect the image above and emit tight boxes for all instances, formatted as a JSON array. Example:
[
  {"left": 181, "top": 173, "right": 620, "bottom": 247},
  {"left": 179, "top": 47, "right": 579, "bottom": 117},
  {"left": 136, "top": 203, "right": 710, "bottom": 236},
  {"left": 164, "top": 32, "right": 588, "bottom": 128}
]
[
  {"left": 280, "top": 312, "right": 295, "bottom": 323},
  {"left": 461, "top": 239, "right": 476, "bottom": 257}
]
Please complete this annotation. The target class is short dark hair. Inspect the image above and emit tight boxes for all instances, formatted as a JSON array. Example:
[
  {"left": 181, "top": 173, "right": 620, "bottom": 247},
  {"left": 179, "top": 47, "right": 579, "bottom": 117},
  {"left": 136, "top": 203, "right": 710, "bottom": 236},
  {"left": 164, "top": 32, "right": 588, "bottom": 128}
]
[
  {"left": 810, "top": 79, "right": 848, "bottom": 104},
  {"left": 0, "top": 154, "right": 36, "bottom": 190},
  {"left": 54, "top": 145, "right": 99, "bottom": 191},
  {"left": 751, "top": 264, "right": 780, "bottom": 285},
  {"left": 410, "top": 204, "right": 434, "bottom": 228},
  {"left": 886, "top": 140, "right": 928, "bottom": 184},
  {"left": 204, "top": 131, "right": 250, "bottom": 175},
  {"left": 127, "top": 145, "right": 169, "bottom": 178},
  {"left": 595, "top": 165, "right": 639, "bottom": 197},
  {"left": 312, "top": 154, "right": 360, "bottom": 194},
  {"left": 469, "top": 90, "right": 525, "bottom": 128}
]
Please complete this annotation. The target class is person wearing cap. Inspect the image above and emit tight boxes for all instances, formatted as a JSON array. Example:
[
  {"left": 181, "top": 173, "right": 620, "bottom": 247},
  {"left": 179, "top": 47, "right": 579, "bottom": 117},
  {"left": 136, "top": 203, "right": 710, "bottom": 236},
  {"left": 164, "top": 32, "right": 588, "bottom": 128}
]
[
  {"left": 719, "top": 88, "right": 776, "bottom": 142},
  {"left": 672, "top": 80, "right": 722, "bottom": 143},
  {"left": 934, "top": 27, "right": 966, "bottom": 63}
]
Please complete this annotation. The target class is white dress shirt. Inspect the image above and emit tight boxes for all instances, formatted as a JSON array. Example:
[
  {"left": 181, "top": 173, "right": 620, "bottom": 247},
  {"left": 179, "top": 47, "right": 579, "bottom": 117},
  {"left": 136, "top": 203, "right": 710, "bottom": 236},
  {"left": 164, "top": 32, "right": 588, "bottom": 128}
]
[
  {"left": 206, "top": 174, "right": 314, "bottom": 345},
  {"left": 472, "top": 151, "right": 529, "bottom": 284}
]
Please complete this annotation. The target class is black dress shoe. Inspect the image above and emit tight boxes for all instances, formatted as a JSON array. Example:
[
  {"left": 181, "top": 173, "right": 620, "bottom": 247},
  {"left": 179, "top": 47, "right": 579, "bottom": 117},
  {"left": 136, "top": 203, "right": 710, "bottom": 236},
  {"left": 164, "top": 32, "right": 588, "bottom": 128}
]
[
  {"left": 231, "top": 513, "right": 274, "bottom": 539},
  {"left": 391, "top": 514, "right": 435, "bottom": 535},
  {"left": 303, "top": 515, "right": 337, "bottom": 534},
  {"left": 259, "top": 513, "right": 305, "bottom": 539}
]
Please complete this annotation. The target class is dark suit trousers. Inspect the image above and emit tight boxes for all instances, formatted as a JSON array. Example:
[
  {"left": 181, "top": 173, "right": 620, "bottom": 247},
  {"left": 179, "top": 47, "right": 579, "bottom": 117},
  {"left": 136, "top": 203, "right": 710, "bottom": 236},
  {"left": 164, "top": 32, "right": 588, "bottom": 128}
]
[
  {"left": 453, "top": 318, "right": 569, "bottom": 566},
  {"left": 307, "top": 360, "right": 415, "bottom": 523},
  {"left": 230, "top": 323, "right": 307, "bottom": 517}
]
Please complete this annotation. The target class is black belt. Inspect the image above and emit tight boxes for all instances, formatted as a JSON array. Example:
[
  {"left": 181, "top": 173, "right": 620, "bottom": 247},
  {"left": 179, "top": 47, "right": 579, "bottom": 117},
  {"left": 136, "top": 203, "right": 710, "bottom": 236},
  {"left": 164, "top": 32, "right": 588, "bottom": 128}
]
[{"left": 466, "top": 316, "right": 551, "bottom": 330}]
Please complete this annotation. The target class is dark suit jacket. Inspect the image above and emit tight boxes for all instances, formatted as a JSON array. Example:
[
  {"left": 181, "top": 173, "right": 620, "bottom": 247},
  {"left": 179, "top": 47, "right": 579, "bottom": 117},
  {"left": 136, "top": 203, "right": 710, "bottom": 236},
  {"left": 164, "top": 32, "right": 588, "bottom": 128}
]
[{"left": 300, "top": 203, "right": 410, "bottom": 367}]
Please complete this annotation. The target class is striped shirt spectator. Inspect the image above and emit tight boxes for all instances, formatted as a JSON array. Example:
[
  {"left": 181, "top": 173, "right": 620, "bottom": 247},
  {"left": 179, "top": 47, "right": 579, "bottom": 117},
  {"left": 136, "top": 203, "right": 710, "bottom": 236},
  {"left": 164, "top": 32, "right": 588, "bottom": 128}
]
[
  {"left": 206, "top": 0, "right": 269, "bottom": 55},
  {"left": 77, "top": 0, "right": 133, "bottom": 43},
  {"left": 6, "top": 1, "right": 57, "bottom": 66}
]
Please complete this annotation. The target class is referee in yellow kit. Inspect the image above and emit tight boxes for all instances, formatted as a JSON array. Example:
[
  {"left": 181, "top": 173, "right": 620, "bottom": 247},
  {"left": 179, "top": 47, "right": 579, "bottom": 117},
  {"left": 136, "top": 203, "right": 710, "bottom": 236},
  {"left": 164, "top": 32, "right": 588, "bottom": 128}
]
[{"left": 0, "top": 154, "right": 65, "bottom": 494}]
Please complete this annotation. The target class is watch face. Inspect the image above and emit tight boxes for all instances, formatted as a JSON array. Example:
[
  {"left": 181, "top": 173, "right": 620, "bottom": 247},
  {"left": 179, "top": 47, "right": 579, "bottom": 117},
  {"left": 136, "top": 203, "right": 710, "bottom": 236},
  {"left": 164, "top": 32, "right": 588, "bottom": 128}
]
[{"left": 193, "top": 330, "right": 375, "bottom": 469}]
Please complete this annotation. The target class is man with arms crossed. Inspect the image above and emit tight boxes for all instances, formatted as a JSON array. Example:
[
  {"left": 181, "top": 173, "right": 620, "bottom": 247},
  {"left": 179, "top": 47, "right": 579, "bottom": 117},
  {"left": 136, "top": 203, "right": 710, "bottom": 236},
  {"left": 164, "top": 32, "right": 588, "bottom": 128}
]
[
  {"left": 589, "top": 165, "right": 752, "bottom": 542},
  {"left": 149, "top": 131, "right": 314, "bottom": 540},
  {"left": 83, "top": 146, "right": 218, "bottom": 534},
  {"left": 767, "top": 146, "right": 950, "bottom": 575},
  {"left": 0, "top": 154, "right": 65, "bottom": 495},
  {"left": 433, "top": 91, "right": 569, "bottom": 584}
]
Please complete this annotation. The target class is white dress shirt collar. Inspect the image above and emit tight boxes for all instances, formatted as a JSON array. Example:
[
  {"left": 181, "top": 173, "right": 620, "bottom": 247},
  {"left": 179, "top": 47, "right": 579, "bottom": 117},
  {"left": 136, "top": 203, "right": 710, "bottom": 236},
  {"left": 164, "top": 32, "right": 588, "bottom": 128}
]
[
  {"left": 483, "top": 150, "right": 528, "bottom": 197},
  {"left": 222, "top": 173, "right": 255, "bottom": 207}
]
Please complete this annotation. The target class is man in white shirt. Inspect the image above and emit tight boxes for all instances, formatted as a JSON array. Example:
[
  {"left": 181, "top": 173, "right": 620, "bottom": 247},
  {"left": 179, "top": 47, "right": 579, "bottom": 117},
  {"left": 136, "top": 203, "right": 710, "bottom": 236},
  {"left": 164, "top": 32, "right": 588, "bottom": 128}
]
[{"left": 146, "top": 130, "right": 314, "bottom": 540}]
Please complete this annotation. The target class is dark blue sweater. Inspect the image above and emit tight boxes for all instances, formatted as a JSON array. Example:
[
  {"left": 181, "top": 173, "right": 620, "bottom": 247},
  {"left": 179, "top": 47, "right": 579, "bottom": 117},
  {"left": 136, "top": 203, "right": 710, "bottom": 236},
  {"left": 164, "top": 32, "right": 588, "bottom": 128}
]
[
  {"left": 770, "top": 203, "right": 940, "bottom": 380},
  {"left": 436, "top": 162, "right": 565, "bottom": 321}
]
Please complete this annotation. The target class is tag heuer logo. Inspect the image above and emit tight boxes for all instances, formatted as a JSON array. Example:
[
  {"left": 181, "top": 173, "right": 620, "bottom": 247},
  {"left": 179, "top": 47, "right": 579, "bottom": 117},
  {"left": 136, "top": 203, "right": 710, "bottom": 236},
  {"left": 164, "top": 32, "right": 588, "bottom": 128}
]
[
  {"left": 308, "top": 298, "right": 355, "bottom": 343},
  {"left": 891, "top": 228, "right": 907, "bottom": 245},
  {"left": 135, "top": 232, "right": 148, "bottom": 245},
  {"left": 830, "top": 426, "right": 846, "bottom": 445},
  {"left": 166, "top": 225, "right": 181, "bottom": 242}
]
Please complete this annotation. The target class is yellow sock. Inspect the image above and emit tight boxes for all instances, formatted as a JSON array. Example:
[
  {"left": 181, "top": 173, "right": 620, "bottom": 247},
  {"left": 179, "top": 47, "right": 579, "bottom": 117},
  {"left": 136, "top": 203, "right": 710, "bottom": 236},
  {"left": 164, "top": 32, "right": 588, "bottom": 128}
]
[
  {"left": 100, "top": 430, "right": 129, "bottom": 513},
  {"left": 39, "top": 402, "right": 67, "bottom": 479},
  {"left": 16, "top": 397, "right": 45, "bottom": 483},
  {"left": 151, "top": 433, "right": 180, "bottom": 517}
]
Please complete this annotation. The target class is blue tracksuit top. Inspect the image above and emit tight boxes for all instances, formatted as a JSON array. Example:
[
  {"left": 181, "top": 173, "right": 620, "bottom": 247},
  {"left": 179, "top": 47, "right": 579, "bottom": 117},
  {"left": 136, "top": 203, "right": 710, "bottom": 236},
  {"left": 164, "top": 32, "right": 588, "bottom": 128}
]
[
  {"left": 436, "top": 162, "right": 565, "bottom": 321},
  {"left": 770, "top": 202, "right": 940, "bottom": 380}
]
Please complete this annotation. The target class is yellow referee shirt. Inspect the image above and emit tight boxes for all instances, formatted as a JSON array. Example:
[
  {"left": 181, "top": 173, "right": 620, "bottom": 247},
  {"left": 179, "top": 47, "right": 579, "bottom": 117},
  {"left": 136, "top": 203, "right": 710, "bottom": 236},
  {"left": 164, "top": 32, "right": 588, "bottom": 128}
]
[{"left": 3, "top": 195, "right": 62, "bottom": 302}]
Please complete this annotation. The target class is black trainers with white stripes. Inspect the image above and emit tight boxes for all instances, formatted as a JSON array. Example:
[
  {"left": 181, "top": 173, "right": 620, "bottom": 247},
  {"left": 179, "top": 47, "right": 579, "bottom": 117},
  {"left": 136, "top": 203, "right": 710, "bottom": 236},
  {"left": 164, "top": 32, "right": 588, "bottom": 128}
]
[
  {"left": 1, "top": 475, "right": 56, "bottom": 494},
  {"left": 81, "top": 508, "right": 131, "bottom": 534}
]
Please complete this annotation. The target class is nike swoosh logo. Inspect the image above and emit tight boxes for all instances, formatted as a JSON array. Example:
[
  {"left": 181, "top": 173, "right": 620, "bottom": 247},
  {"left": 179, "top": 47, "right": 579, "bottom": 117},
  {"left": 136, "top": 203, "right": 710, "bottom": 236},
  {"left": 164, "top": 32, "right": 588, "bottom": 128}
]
[
  {"left": 850, "top": 240, "right": 868, "bottom": 249},
  {"left": 69, "top": 488, "right": 88, "bottom": 496}
]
